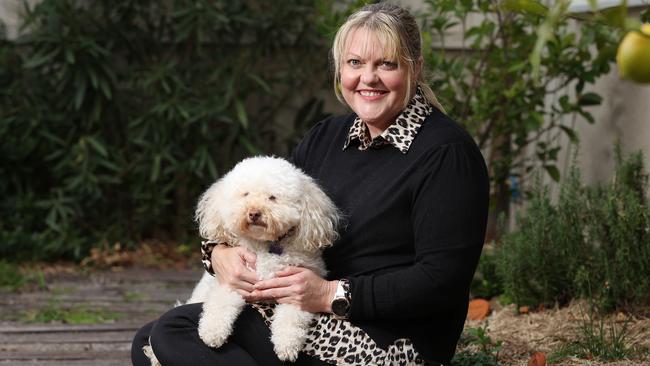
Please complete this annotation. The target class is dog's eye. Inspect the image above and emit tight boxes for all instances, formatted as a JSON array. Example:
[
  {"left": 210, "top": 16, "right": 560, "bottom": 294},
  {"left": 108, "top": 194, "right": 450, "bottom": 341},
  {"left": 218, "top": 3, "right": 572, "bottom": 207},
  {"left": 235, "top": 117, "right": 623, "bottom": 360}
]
[
  {"left": 243, "top": 192, "right": 249, "bottom": 197},
  {"left": 268, "top": 195, "right": 276, "bottom": 201}
]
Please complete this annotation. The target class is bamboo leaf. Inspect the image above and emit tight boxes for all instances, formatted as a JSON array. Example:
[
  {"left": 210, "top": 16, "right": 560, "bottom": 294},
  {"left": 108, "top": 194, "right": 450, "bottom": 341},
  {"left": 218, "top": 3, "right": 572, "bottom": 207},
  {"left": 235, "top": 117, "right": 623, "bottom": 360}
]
[
  {"left": 235, "top": 100, "right": 248, "bottom": 129},
  {"left": 65, "top": 48, "right": 75, "bottom": 64},
  {"left": 23, "top": 49, "right": 59, "bottom": 69},
  {"left": 247, "top": 74, "right": 271, "bottom": 93},
  {"left": 151, "top": 154, "right": 161, "bottom": 182},
  {"left": 85, "top": 136, "right": 108, "bottom": 158}
]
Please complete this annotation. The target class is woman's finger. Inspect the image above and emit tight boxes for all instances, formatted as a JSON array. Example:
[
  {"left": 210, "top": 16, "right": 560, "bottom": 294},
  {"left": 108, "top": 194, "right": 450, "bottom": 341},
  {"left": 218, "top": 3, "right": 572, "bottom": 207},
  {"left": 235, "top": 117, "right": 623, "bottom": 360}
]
[
  {"left": 249, "top": 286, "right": 294, "bottom": 301},
  {"left": 253, "top": 276, "right": 295, "bottom": 290},
  {"left": 234, "top": 268, "right": 259, "bottom": 285},
  {"left": 275, "top": 266, "right": 304, "bottom": 277},
  {"left": 239, "top": 249, "right": 257, "bottom": 270},
  {"left": 232, "top": 279, "right": 256, "bottom": 293}
]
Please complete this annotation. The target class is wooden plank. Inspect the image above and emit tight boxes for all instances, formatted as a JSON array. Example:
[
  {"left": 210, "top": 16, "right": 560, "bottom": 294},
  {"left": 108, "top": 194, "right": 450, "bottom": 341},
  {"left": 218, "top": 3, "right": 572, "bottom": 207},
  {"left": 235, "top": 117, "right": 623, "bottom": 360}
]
[
  {"left": 2, "top": 342, "right": 130, "bottom": 352},
  {"left": 0, "top": 323, "right": 142, "bottom": 333},
  {"left": 0, "top": 299, "right": 183, "bottom": 309},
  {"left": 0, "top": 330, "right": 135, "bottom": 343},
  {"left": 0, "top": 350, "right": 129, "bottom": 360},
  {"left": 0, "top": 358, "right": 131, "bottom": 366}
]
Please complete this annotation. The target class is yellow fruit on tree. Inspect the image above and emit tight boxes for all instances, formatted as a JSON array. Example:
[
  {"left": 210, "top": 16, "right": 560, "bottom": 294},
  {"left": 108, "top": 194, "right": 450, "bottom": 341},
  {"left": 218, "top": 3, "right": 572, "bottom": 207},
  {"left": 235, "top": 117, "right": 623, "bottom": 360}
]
[{"left": 616, "top": 24, "right": 650, "bottom": 84}]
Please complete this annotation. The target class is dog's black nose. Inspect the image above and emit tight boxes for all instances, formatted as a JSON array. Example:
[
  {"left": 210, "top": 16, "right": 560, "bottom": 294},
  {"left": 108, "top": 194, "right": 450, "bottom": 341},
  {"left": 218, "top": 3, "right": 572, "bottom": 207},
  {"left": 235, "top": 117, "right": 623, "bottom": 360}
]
[{"left": 248, "top": 210, "right": 262, "bottom": 222}]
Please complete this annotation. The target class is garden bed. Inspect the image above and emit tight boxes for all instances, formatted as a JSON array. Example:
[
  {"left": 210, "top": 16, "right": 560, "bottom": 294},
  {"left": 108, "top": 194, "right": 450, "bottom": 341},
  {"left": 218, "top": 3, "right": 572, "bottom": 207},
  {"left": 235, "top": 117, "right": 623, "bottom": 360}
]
[{"left": 462, "top": 300, "right": 650, "bottom": 365}]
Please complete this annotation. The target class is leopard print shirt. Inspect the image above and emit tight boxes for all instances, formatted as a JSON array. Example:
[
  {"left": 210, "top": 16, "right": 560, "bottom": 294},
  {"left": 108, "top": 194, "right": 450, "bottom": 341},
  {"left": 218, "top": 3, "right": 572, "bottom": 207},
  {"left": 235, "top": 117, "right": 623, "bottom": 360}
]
[
  {"left": 253, "top": 303, "right": 429, "bottom": 366},
  {"left": 343, "top": 87, "right": 433, "bottom": 154}
]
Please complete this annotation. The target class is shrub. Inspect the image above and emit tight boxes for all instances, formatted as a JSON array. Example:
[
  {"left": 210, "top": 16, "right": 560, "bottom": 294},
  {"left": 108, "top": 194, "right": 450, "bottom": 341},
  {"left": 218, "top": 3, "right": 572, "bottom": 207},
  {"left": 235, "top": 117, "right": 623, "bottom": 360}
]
[
  {"left": 0, "top": 0, "right": 340, "bottom": 260},
  {"left": 496, "top": 145, "right": 650, "bottom": 310},
  {"left": 580, "top": 146, "right": 650, "bottom": 310}
]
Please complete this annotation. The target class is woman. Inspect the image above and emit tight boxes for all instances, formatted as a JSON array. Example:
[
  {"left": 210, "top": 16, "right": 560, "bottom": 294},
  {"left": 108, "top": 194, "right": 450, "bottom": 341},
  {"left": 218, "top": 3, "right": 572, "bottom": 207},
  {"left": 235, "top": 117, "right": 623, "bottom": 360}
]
[{"left": 132, "top": 3, "right": 488, "bottom": 365}]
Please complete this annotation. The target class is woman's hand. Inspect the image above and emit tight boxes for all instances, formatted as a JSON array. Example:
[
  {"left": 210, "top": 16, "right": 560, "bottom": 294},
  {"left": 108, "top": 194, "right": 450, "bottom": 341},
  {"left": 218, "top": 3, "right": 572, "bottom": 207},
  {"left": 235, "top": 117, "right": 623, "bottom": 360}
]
[
  {"left": 249, "top": 266, "right": 338, "bottom": 313},
  {"left": 211, "top": 245, "right": 259, "bottom": 298}
]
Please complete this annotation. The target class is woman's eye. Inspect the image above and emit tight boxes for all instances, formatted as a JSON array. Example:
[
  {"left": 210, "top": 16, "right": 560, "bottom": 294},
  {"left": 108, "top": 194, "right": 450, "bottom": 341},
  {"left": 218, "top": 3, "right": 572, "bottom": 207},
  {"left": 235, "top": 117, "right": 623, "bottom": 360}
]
[
  {"left": 347, "top": 59, "right": 361, "bottom": 67},
  {"left": 268, "top": 195, "right": 276, "bottom": 201},
  {"left": 380, "top": 61, "right": 398, "bottom": 69}
]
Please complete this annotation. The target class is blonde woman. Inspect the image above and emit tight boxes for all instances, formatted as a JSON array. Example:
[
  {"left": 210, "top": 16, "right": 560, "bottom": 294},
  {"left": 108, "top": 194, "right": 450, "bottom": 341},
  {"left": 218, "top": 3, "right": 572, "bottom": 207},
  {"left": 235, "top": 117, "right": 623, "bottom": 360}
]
[{"left": 132, "top": 3, "right": 488, "bottom": 365}]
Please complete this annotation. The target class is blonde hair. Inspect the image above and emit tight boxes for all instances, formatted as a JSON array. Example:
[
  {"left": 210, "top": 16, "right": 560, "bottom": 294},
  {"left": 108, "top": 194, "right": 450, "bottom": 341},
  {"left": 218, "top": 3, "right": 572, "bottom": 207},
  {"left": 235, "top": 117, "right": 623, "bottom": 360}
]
[{"left": 331, "top": 3, "right": 445, "bottom": 113}]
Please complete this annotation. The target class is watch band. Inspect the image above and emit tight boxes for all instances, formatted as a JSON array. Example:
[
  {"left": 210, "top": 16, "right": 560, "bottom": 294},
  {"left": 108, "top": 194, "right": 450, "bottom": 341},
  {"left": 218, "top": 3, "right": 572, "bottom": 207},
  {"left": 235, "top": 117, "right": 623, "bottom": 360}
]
[{"left": 331, "top": 278, "right": 351, "bottom": 319}]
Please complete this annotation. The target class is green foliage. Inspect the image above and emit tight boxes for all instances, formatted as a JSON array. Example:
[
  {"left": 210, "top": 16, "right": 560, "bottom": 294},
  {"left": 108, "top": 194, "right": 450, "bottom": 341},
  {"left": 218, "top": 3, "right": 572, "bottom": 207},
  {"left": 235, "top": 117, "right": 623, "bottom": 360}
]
[
  {"left": 470, "top": 248, "right": 503, "bottom": 299},
  {"left": 550, "top": 302, "right": 644, "bottom": 362},
  {"left": 0, "top": 260, "right": 27, "bottom": 291},
  {"left": 419, "top": 0, "right": 619, "bottom": 237},
  {"left": 0, "top": 260, "right": 47, "bottom": 291},
  {"left": 0, "top": 0, "right": 344, "bottom": 260},
  {"left": 496, "top": 145, "right": 650, "bottom": 310},
  {"left": 451, "top": 325, "right": 502, "bottom": 366},
  {"left": 579, "top": 145, "right": 650, "bottom": 310}
]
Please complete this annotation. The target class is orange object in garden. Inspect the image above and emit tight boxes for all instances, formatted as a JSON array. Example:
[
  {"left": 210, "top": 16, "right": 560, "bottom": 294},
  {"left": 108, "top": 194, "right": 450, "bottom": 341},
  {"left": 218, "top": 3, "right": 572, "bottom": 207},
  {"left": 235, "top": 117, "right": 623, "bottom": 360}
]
[
  {"left": 467, "top": 299, "right": 490, "bottom": 320},
  {"left": 527, "top": 351, "right": 547, "bottom": 366}
]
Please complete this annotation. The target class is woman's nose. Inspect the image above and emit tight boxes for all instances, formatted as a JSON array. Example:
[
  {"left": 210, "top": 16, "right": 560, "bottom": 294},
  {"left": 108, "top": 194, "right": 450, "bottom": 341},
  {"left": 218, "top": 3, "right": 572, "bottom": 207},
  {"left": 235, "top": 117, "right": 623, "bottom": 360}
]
[{"left": 360, "top": 66, "right": 378, "bottom": 85}]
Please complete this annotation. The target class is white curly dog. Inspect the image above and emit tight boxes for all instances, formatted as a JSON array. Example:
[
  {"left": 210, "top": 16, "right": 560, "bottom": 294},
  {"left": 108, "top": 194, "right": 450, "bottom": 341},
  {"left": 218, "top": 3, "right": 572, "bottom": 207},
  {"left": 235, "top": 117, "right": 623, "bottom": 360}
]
[{"left": 143, "top": 156, "right": 339, "bottom": 363}]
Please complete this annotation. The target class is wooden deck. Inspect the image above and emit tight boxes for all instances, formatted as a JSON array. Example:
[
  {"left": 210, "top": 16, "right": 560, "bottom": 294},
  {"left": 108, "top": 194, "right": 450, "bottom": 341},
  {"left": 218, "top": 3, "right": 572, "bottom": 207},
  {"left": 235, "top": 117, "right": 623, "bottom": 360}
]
[{"left": 0, "top": 268, "right": 202, "bottom": 365}]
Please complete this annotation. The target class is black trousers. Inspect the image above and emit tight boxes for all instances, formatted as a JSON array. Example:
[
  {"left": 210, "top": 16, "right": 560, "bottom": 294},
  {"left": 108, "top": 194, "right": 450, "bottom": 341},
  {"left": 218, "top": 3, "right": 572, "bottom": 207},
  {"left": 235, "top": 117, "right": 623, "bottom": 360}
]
[{"left": 131, "top": 303, "right": 330, "bottom": 366}]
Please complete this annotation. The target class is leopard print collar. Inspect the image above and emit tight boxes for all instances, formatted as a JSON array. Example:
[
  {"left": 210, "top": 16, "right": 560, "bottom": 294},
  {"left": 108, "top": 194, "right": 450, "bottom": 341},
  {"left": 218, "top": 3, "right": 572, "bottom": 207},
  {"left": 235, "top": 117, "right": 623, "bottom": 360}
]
[{"left": 343, "top": 87, "right": 433, "bottom": 154}]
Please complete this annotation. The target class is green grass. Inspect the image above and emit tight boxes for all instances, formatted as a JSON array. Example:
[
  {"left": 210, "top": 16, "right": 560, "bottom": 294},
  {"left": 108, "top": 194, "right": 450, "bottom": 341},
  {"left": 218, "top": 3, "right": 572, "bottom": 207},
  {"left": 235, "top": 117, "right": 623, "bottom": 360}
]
[
  {"left": 21, "top": 301, "right": 123, "bottom": 324},
  {"left": 0, "top": 260, "right": 47, "bottom": 291},
  {"left": 122, "top": 291, "right": 147, "bottom": 302},
  {"left": 549, "top": 305, "right": 647, "bottom": 363}
]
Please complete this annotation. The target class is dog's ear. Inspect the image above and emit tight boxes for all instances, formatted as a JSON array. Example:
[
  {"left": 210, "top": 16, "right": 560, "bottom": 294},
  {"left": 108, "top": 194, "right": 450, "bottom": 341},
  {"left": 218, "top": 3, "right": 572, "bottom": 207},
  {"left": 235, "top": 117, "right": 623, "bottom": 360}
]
[
  {"left": 195, "top": 181, "right": 234, "bottom": 243},
  {"left": 297, "top": 177, "right": 340, "bottom": 251}
]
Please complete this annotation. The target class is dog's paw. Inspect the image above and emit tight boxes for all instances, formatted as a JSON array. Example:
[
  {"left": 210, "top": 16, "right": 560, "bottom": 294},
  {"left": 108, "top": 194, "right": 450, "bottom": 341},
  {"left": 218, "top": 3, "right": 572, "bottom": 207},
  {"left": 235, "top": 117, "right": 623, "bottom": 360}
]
[
  {"left": 274, "top": 343, "right": 301, "bottom": 362},
  {"left": 198, "top": 322, "right": 229, "bottom": 348}
]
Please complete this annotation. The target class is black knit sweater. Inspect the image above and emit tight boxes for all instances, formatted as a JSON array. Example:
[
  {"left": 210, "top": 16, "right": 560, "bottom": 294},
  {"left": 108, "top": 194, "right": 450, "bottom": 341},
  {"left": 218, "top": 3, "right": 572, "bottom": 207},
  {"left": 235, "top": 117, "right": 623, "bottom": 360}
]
[{"left": 290, "top": 108, "right": 489, "bottom": 364}]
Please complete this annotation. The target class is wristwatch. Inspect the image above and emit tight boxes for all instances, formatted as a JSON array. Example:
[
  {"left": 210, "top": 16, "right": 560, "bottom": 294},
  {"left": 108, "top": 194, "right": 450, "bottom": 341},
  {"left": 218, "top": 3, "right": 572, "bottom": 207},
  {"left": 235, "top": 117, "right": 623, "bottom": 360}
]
[{"left": 331, "top": 279, "right": 351, "bottom": 319}]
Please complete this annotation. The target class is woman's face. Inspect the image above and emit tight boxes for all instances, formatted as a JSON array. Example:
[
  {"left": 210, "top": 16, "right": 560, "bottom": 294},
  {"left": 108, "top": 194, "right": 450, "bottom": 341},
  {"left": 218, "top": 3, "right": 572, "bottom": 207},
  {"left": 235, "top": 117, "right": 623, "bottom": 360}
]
[{"left": 340, "top": 27, "right": 411, "bottom": 137}]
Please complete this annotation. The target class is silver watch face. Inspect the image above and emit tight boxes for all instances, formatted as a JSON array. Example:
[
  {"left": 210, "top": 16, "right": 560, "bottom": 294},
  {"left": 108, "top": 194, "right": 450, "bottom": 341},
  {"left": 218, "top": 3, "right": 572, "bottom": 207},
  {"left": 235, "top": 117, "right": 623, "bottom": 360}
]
[{"left": 332, "top": 298, "right": 350, "bottom": 316}]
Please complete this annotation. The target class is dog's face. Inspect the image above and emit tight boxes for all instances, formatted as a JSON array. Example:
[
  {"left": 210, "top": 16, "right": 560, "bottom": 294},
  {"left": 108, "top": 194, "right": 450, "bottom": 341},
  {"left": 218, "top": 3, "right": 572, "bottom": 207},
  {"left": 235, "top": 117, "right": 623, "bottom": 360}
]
[
  {"left": 196, "top": 157, "right": 339, "bottom": 250},
  {"left": 228, "top": 184, "right": 301, "bottom": 242}
]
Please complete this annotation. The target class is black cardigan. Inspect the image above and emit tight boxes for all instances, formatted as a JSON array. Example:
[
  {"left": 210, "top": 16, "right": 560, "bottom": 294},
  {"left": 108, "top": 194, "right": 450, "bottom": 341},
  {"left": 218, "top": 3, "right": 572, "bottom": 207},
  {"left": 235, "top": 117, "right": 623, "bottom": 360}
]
[{"left": 290, "top": 108, "right": 489, "bottom": 364}]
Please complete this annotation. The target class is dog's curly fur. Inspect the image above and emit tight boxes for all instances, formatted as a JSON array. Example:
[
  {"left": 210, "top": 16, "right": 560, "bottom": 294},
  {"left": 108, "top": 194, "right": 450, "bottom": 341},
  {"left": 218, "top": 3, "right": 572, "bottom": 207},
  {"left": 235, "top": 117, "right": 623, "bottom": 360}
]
[{"left": 143, "top": 156, "right": 339, "bottom": 363}]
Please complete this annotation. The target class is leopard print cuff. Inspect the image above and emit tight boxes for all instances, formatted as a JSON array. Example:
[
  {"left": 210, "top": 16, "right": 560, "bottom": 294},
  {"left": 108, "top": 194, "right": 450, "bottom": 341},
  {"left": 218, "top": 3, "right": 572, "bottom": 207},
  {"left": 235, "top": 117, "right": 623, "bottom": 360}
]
[{"left": 200, "top": 240, "right": 226, "bottom": 276}]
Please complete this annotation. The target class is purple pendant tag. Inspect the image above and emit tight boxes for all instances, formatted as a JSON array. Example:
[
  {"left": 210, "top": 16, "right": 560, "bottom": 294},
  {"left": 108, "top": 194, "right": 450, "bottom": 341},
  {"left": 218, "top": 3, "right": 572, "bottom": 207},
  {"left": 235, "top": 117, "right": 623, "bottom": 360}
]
[{"left": 269, "top": 242, "right": 283, "bottom": 255}]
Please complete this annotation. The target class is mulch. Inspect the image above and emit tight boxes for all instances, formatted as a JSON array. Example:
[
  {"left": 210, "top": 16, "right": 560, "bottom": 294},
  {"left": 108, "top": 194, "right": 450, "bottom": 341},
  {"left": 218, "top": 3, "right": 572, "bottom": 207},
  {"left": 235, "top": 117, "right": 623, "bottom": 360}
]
[{"left": 463, "top": 300, "right": 650, "bottom": 366}]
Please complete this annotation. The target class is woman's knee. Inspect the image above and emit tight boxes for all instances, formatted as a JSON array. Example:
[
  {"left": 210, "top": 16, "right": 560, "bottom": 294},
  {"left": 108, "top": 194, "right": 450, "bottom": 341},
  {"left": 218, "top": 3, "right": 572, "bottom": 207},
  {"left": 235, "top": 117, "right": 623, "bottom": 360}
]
[
  {"left": 149, "top": 303, "right": 203, "bottom": 360},
  {"left": 131, "top": 321, "right": 155, "bottom": 366}
]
